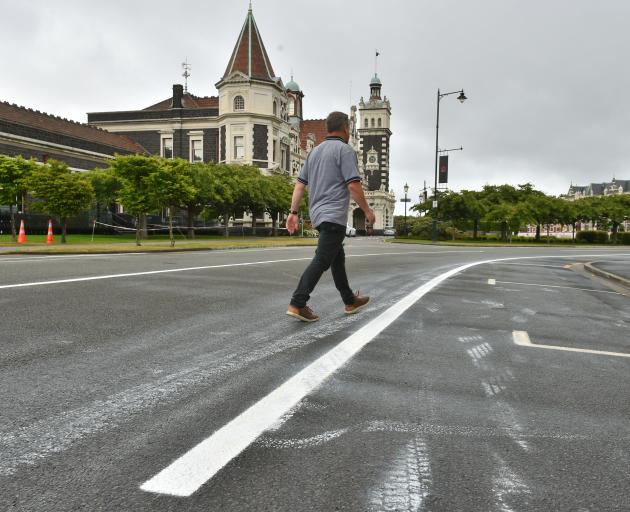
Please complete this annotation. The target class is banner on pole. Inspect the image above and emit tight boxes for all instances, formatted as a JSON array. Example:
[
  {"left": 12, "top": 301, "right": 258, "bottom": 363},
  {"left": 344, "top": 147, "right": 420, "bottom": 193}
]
[{"left": 438, "top": 155, "right": 449, "bottom": 184}]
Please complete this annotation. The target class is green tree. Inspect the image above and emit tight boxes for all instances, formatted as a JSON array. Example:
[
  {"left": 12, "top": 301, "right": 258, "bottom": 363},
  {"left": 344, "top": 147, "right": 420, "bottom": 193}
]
[
  {"left": 86, "top": 168, "right": 121, "bottom": 224},
  {"left": 263, "top": 174, "right": 294, "bottom": 236},
  {"left": 145, "top": 159, "right": 196, "bottom": 246},
  {"left": 180, "top": 162, "right": 216, "bottom": 239},
  {"left": 26, "top": 160, "right": 94, "bottom": 243},
  {"left": 108, "top": 155, "right": 161, "bottom": 245},
  {"left": 0, "top": 155, "right": 37, "bottom": 241},
  {"left": 599, "top": 194, "right": 630, "bottom": 243}
]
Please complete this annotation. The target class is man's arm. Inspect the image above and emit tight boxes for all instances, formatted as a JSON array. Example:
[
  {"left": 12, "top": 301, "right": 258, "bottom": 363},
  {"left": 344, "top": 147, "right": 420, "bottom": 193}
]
[
  {"left": 348, "top": 181, "right": 376, "bottom": 227},
  {"left": 286, "top": 180, "right": 306, "bottom": 234}
]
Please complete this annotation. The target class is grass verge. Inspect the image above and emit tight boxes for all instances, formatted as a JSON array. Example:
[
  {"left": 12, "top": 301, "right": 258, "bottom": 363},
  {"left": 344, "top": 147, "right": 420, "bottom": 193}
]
[{"left": 0, "top": 234, "right": 317, "bottom": 255}]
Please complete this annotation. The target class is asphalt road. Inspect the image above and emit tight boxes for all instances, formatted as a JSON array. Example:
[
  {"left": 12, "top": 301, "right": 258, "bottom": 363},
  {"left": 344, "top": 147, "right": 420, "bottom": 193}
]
[{"left": 1, "top": 240, "right": 629, "bottom": 511}]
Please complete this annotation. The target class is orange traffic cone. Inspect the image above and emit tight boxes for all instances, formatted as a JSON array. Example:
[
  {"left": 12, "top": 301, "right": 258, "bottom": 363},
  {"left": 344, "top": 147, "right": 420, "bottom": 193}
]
[
  {"left": 17, "top": 220, "right": 27, "bottom": 244},
  {"left": 46, "top": 219, "right": 54, "bottom": 244}
]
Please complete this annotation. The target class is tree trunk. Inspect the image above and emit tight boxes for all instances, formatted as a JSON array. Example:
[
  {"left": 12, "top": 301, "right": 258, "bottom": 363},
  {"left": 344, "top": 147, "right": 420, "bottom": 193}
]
[
  {"left": 612, "top": 223, "right": 619, "bottom": 244},
  {"left": 61, "top": 218, "right": 67, "bottom": 244},
  {"left": 187, "top": 206, "right": 195, "bottom": 239},
  {"left": 501, "top": 221, "right": 507, "bottom": 242},
  {"left": 224, "top": 208, "right": 230, "bottom": 237},
  {"left": 169, "top": 211, "right": 175, "bottom": 247},
  {"left": 135, "top": 214, "right": 142, "bottom": 246},
  {"left": 546, "top": 224, "right": 551, "bottom": 244},
  {"left": 535, "top": 223, "right": 541, "bottom": 241},
  {"left": 473, "top": 219, "right": 478, "bottom": 240},
  {"left": 272, "top": 213, "right": 278, "bottom": 237},
  {"left": 140, "top": 213, "right": 147, "bottom": 240},
  {"left": 572, "top": 222, "right": 576, "bottom": 242},
  {"left": 9, "top": 204, "right": 17, "bottom": 242},
  {"left": 251, "top": 209, "right": 257, "bottom": 236}
]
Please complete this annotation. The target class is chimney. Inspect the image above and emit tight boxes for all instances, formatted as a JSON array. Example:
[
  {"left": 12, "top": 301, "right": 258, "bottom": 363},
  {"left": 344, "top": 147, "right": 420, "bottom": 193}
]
[{"left": 171, "top": 84, "right": 184, "bottom": 109}]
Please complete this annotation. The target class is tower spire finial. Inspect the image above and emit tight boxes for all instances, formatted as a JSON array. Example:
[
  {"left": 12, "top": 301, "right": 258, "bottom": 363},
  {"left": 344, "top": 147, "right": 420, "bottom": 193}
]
[
  {"left": 375, "top": 49, "right": 380, "bottom": 76},
  {"left": 182, "top": 58, "right": 191, "bottom": 93},
  {"left": 249, "top": 0, "right": 252, "bottom": 12}
]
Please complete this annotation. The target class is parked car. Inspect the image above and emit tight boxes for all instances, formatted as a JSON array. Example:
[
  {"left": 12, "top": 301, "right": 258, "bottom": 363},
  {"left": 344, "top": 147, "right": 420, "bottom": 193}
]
[
  {"left": 346, "top": 225, "right": 357, "bottom": 237},
  {"left": 383, "top": 228, "right": 396, "bottom": 236}
]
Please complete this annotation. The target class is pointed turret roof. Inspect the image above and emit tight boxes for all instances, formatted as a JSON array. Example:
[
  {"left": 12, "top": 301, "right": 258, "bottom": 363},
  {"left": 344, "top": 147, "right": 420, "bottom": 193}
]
[{"left": 222, "top": 6, "right": 276, "bottom": 83}]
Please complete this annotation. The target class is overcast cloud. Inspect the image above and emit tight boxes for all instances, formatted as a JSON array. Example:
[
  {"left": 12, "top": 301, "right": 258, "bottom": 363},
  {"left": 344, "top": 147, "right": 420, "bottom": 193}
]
[{"left": 1, "top": 0, "right": 629, "bottom": 213}]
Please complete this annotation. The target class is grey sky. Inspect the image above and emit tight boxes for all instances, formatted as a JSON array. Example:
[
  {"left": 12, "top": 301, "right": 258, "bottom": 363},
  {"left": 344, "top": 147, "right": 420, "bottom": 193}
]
[{"left": 1, "top": 0, "right": 628, "bottom": 213}]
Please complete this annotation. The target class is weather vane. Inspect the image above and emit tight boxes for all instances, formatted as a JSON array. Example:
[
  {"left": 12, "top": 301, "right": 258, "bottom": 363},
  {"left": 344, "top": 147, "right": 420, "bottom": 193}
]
[{"left": 182, "top": 58, "right": 191, "bottom": 93}]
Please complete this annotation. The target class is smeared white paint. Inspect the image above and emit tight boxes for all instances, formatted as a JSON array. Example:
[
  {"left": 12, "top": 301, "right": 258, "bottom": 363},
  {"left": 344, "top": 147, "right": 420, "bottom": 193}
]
[
  {"left": 458, "top": 335, "right": 484, "bottom": 344},
  {"left": 368, "top": 436, "right": 431, "bottom": 512},
  {"left": 467, "top": 342, "right": 493, "bottom": 367},
  {"left": 488, "top": 278, "right": 496, "bottom": 285},
  {"left": 496, "top": 280, "right": 621, "bottom": 295},
  {"left": 492, "top": 453, "right": 531, "bottom": 511},
  {"left": 513, "top": 330, "right": 630, "bottom": 358}
]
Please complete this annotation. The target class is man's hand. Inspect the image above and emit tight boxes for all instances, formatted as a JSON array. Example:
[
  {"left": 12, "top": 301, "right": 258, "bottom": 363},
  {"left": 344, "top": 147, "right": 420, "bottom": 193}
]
[
  {"left": 286, "top": 213, "right": 299, "bottom": 234},
  {"left": 365, "top": 208, "right": 376, "bottom": 227}
]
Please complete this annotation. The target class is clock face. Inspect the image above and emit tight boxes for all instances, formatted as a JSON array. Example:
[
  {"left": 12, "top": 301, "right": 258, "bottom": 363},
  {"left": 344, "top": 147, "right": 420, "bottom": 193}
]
[{"left": 368, "top": 155, "right": 376, "bottom": 163}]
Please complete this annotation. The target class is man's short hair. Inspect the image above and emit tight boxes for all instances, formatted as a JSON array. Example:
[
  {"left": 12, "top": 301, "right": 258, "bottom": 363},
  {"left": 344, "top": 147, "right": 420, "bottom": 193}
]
[{"left": 326, "top": 111, "right": 349, "bottom": 133}]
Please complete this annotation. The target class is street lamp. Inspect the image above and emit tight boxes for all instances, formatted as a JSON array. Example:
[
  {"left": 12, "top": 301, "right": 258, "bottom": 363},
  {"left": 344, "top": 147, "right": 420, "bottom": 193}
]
[
  {"left": 432, "top": 88, "right": 467, "bottom": 244},
  {"left": 403, "top": 182, "right": 409, "bottom": 235}
]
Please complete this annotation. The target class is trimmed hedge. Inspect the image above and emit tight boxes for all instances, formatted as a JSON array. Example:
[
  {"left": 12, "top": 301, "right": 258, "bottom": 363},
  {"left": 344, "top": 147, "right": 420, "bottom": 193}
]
[
  {"left": 576, "top": 230, "right": 609, "bottom": 244},
  {"left": 617, "top": 232, "right": 630, "bottom": 245}
]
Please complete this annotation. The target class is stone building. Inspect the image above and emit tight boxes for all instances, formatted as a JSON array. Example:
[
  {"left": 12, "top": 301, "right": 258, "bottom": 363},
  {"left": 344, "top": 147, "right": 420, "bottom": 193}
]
[{"left": 0, "top": 101, "right": 146, "bottom": 171}]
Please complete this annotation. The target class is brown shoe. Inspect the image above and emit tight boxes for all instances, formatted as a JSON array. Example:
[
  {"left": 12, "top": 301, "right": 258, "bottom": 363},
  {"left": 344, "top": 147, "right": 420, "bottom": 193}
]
[
  {"left": 286, "top": 304, "right": 320, "bottom": 322},
  {"left": 344, "top": 291, "right": 371, "bottom": 315}
]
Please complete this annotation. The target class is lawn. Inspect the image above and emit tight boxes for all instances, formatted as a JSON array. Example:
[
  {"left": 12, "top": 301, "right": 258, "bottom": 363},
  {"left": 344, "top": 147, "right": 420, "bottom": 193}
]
[{"left": 0, "top": 233, "right": 318, "bottom": 254}]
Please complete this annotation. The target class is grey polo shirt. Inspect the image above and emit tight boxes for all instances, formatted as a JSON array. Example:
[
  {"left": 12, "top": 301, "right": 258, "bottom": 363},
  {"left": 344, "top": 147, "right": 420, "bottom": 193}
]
[{"left": 297, "top": 136, "right": 361, "bottom": 229}]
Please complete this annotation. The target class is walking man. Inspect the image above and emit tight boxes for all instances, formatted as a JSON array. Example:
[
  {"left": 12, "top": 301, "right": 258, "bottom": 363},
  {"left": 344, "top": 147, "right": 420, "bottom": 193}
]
[{"left": 286, "top": 111, "right": 376, "bottom": 322}]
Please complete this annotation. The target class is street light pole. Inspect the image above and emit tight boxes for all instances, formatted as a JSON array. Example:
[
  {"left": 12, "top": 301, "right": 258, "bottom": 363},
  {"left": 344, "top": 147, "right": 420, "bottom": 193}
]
[
  {"left": 432, "top": 88, "right": 467, "bottom": 244},
  {"left": 403, "top": 182, "right": 409, "bottom": 235}
]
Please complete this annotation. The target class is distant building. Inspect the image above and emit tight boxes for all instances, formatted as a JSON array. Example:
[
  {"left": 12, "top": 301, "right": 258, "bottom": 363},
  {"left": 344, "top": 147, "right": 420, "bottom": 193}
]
[
  {"left": 566, "top": 178, "right": 630, "bottom": 200},
  {"left": 0, "top": 101, "right": 146, "bottom": 171}
]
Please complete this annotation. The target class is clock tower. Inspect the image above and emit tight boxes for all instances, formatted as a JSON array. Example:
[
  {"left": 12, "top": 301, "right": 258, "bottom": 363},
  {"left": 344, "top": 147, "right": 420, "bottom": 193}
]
[{"left": 358, "top": 74, "right": 391, "bottom": 191}]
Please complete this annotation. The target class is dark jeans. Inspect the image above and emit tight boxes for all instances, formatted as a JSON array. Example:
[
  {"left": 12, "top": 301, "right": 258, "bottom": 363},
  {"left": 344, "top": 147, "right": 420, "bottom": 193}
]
[{"left": 290, "top": 222, "right": 355, "bottom": 308}]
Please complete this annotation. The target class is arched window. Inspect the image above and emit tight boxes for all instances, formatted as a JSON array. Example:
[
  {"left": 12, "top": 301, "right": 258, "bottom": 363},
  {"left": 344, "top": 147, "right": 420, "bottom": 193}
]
[
  {"left": 371, "top": 118, "right": 375, "bottom": 128},
  {"left": 273, "top": 100, "right": 277, "bottom": 116},
  {"left": 377, "top": 118, "right": 382, "bottom": 127},
  {"left": 233, "top": 95, "right": 245, "bottom": 111},
  {"left": 288, "top": 99, "right": 295, "bottom": 116},
  {"left": 364, "top": 118, "right": 368, "bottom": 128}
]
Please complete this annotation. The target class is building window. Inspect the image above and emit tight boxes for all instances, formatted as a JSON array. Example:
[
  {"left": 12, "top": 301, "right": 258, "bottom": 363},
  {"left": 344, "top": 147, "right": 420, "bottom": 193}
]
[
  {"left": 378, "top": 118, "right": 382, "bottom": 127},
  {"left": 364, "top": 118, "right": 368, "bottom": 128},
  {"left": 234, "top": 135, "right": 244, "bottom": 159},
  {"left": 288, "top": 99, "right": 295, "bottom": 116},
  {"left": 273, "top": 100, "right": 277, "bottom": 116},
  {"left": 234, "top": 95, "right": 245, "bottom": 111},
  {"left": 371, "top": 118, "right": 375, "bottom": 128},
  {"left": 190, "top": 139, "right": 203, "bottom": 162},
  {"left": 162, "top": 137, "right": 173, "bottom": 159}
]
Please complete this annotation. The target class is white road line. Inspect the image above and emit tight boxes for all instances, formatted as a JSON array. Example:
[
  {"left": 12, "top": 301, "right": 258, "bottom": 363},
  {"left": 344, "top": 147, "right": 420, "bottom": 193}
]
[
  {"left": 496, "top": 280, "right": 621, "bottom": 295},
  {"left": 140, "top": 252, "right": 630, "bottom": 497},
  {"left": 0, "top": 252, "right": 148, "bottom": 263},
  {"left": 0, "top": 250, "right": 483, "bottom": 290},
  {"left": 488, "top": 278, "right": 496, "bottom": 285},
  {"left": 513, "top": 331, "right": 630, "bottom": 358}
]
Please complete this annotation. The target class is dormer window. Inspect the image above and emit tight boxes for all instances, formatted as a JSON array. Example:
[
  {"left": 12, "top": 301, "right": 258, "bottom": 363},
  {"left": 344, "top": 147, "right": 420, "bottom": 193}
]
[{"left": 234, "top": 95, "right": 245, "bottom": 111}]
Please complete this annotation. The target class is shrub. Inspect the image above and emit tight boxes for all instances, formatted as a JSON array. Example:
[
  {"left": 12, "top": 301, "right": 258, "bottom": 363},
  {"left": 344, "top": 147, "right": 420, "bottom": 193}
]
[
  {"left": 617, "top": 232, "right": 630, "bottom": 245},
  {"left": 576, "top": 230, "right": 608, "bottom": 244}
]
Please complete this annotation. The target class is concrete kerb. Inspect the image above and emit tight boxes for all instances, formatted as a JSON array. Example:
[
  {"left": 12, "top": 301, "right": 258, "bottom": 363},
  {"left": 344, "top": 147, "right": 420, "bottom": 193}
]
[{"left": 584, "top": 262, "right": 630, "bottom": 288}]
